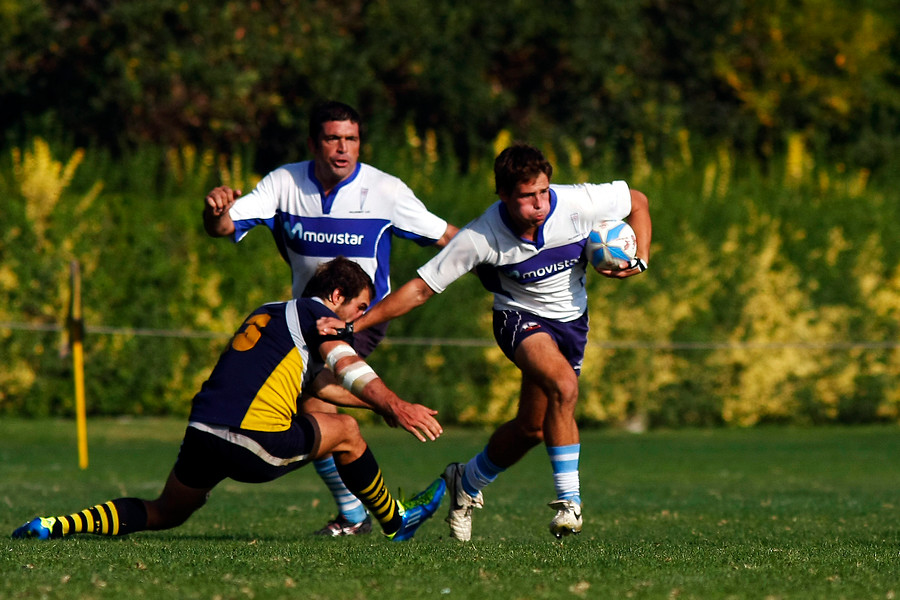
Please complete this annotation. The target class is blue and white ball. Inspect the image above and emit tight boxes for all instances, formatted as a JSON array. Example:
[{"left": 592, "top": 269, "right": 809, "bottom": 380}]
[{"left": 584, "top": 220, "right": 637, "bottom": 271}]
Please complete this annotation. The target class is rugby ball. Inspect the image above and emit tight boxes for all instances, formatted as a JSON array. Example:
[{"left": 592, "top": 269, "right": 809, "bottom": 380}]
[{"left": 585, "top": 220, "right": 637, "bottom": 271}]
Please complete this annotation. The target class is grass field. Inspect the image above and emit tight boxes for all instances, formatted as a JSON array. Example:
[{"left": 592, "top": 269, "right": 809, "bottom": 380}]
[{"left": 2, "top": 418, "right": 898, "bottom": 599}]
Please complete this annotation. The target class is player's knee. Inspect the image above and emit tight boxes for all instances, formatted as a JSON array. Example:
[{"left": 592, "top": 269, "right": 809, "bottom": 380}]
[
  {"left": 337, "top": 413, "right": 361, "bottom": 437},
  {"left": 333, "top": 413, "right": 365, "bottom": 450},
  {"left": 547, "top": 376, "right": 579, "bottom": 410}
]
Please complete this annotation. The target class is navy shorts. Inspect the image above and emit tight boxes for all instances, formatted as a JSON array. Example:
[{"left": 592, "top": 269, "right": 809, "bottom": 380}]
[
  {"left": 172, "top": 414, "right": 322, "bottom": 489},
  {"left": 492, "top": 309, "right": 589, "bottom": 375}
]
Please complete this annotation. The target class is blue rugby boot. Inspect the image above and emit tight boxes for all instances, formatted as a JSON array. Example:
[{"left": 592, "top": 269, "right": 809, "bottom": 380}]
[
  {"left": 389, "top": 477, "right": 447, "bottom": 541},
  {"left": 12, "top": 517, "right": 58, "bottom": 540}
]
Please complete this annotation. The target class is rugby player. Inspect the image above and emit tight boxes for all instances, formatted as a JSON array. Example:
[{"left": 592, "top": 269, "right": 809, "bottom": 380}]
[
  {"left": 318, "top": 144, "right": 652, "bottom": 539},
  {"left": 12, "top": 258, "right": 445, "bottom": 542}
]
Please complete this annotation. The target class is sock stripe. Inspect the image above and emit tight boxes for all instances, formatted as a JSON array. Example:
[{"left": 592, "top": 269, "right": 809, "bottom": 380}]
[
  {"left": 78, "top": 511, "right": 90, "bottom": 532},
  {"left": 109, "top": 501, "right": 120, "bottom": 535},
  {"left": 96, "top": 504, "right": 109, "bottom": 534},
  {"left": 102, "top": 501, "right": 119, "bottom": 535},
  {"left": 358, "top": 469, "right": 384, "bottom": 496},
  {"left": 361, "top": 476, "right": 397, "bottom": 523},
  {"left": 359, "top": 475, "right": 397, "bottom": 524},
  {"left": 371, "top": 489, "right": 392, "bottom": 514},
  {"left": 548, "top": 444, "right": 582, "bottom": 504}
]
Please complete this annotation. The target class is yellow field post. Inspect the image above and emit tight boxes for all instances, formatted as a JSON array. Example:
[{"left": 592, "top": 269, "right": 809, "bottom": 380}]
[{"left": 68, "top": 261, "right": 88, "bottom": 469}]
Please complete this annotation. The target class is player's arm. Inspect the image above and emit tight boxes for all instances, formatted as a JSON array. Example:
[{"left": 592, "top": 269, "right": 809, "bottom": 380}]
[
  {"left": 357, "top": 277, "right": 435, "bottom": 331},
  {"left": 318, "top": 276, "right": 436, "bottom": 336},
  {"left": 306, "top": 369, "right": 373, "bottom": 409},
  {"left": 434, "top": 223, "right": 459, "bottom": 248},
  {"left": 203, "top": 185, "right": 242, "bottom": 237},
  {"left": 318, "top": 339, "right": 442, "bottom": 442},
  {"left": 600, "top": 189, "right": 652, "bottom": 279}
]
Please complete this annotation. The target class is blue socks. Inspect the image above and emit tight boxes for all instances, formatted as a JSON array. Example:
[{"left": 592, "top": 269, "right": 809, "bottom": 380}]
[
  {"left": 547, "top": 444, "right": 581, "bottom": 505},
  {"left": 462, "top": 449, "right": 504, "bottom": 498},
  {"left": 314, "top": 455, "right": 367, "bottom": 523},
  {"left": 460, "top": 444, "right": 581, "bottom": 506}
]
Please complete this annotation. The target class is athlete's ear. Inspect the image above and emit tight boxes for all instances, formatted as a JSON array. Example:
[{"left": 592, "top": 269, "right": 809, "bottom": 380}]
[{"left": 328, "top": 288, "right": 346, "bottom": 306}]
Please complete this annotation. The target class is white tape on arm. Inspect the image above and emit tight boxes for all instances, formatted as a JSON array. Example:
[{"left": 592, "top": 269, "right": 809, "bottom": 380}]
[
  {"left": 339, "top": 362, "right": 379, "bottom": 395},
  {"left": 325, "top": 344, "right": 357, "bottom": 371}
]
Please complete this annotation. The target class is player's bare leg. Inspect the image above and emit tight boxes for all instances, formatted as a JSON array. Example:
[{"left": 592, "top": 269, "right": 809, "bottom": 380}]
[
  {"left": 144, "top": 470, "right": 212, "bottom": 530},
  {"left": 514, "top": 334, "right": 583, "bottom": 536},
  {"left": 493, "top": 333, "right": 583, "bottom": 538},
  {"left": 485, "top": 332, "right": 578, "bottom": 467},
  {"left": 443, "top": 332, "right": 582, "bottom": 540},
  {"left": 514, "top": 333, "right": 580, "bottom": 448}
]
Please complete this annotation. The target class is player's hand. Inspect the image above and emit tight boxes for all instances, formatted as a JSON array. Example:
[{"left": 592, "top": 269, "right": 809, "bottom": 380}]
[
  {"left": 317, "top": 316, "right": 347, "bottom": 336},
  {"left": 204, "top": 185, "right": 242, "bottom": 216},
  {"left": 598, "top": 257, "right": 648, "bottom": 279},
  {"left": 386, "top": 400, "right": 442, "bottom": 442}
]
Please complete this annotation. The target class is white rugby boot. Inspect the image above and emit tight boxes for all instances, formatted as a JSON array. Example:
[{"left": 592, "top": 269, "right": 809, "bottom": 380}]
[
  {"left": 442, "top": 463, "right": 484, "bottom": 541},
  {"left": 548, "top": 499, "right": 583, "bottom": 539}
]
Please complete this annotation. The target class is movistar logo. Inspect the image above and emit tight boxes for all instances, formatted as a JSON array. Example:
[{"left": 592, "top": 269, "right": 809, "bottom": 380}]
[
  {"left": 511, "top": 257, "right": 580, "bottom": 281},
  {"left": 284, "top": 221, "right": 365, "bottom": 246}
]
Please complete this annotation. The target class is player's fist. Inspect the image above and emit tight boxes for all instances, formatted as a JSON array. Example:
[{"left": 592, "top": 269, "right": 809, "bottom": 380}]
[
  {"left": 204, "top": 186, "right": 242, "bottom": 216},
  {"left": 317, "top": 316, "right": 347, "bottom": 336}
]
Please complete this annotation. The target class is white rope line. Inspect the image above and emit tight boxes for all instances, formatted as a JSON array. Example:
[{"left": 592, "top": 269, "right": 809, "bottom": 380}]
[{"left": 1, "top": 322, "right": 897, "bottom": 350}]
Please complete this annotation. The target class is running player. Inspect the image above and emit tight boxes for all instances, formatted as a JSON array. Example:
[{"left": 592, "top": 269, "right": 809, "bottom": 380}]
[
  {"left": 11, "top": 258, "right": 445, "bottom": 542},
  {"left": 318, "top": 144, "right": 652, "bottom": 539}
]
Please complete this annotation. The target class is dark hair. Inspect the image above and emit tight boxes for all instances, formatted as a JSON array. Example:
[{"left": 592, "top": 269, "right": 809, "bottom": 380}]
[
  {"left": 302, "top": 256, "right": 374, "bottom": 303},
  {"left": 493, "top": 143, "right": 553, "bottom": 196},
  {"left": 308, "top": 100, "right": 362, "bottom": 141}
]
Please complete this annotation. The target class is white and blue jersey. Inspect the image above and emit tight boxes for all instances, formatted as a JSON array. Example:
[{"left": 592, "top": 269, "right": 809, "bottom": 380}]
[
  {"left": 417, "top": 181, "right": 632, "bottom": 322},
  {"left": 228, "top": 161, "right": 448, "bottom": 302}
]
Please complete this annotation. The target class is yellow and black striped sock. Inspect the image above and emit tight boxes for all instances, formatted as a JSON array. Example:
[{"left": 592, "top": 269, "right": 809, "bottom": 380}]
[
  {"left": 53, "top": 498, "right": 147, "bottom": 537},
  {"left": 336, "top": 447, "right": 402, "bottom": 535}
]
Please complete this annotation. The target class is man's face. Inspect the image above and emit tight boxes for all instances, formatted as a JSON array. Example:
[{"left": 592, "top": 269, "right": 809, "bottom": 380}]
[
  {"left": 309, "top": 120, "right": 361, "bottom": 187},
  {"left": 333, "top": 287, "right": 371, "bottom": 323},
  {"left": 499, "top": 172, "right": 551, "bottom": 237}
]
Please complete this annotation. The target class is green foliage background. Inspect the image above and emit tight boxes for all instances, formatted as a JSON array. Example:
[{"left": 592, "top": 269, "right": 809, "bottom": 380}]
[
  {"left": 2, "top": 0, "right": 899, "bottom": 171},
  {"left": 1, "top": 135, "right": 898, "bottom": 427},
  {"left": 1, "top": 0, "right": 899, "bottom": 426}
]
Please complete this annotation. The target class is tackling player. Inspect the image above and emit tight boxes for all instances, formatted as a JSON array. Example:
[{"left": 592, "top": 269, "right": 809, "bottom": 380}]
[
  {"left": 319, "top": 144, "right": 652, "bottom": 540},
  {"left": 11, "top": 258, "right": 445, "bottom": 542}
]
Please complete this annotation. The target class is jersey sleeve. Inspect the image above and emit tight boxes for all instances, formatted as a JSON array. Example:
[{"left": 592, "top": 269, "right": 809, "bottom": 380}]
[
  {"left": 388, "top": 179, "right": 448, "bottom": 246},
  {"left": 294, "top": 298, "right": 345, "bottom": 369},
  {"left": 228, "top": 169, "right": 286, "bottom": 242},
  {"left": 581, "top": 180, "right": 632, "bottom": 224},
  {"left": 417, "top": 224, "right": 489, "bottom": 294}
]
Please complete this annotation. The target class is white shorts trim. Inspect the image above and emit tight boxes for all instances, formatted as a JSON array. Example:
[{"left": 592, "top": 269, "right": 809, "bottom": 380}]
[{"left": 187, "top": 421, "right": 309, "bottom": 467}]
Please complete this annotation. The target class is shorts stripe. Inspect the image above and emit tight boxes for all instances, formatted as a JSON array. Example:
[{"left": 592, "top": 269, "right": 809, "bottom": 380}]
[
  {"left": 493, "top": 309, "right": 589, "bottom": 373},
  {"left": 188, "top": 421, "right": 309, "bottom": 467}
]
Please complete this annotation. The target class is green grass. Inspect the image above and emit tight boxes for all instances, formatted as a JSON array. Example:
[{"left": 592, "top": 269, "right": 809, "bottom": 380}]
[{"left": 2, "top": 419, "right": 899, "bottom": 599}]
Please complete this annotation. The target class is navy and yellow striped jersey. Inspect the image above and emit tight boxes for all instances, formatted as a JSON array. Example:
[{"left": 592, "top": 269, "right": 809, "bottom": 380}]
[{"left": 188, "top": 298, "right": 336, "bottom": 432}]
